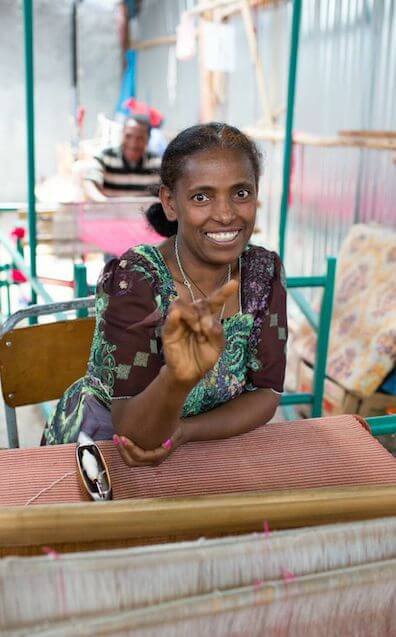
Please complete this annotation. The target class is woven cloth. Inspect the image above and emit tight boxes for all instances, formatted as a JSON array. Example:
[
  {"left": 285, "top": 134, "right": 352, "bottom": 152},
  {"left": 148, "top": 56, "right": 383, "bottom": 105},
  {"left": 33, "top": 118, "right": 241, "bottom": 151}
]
[
  {"left": 292, "top": 224, "right": 396, "bottom": 397},
  {"left": 1, "top": 414, "right": 395, "bottom": 507},
  {"left": 78, "top": 217, "right": 161, "bottom": 256}
]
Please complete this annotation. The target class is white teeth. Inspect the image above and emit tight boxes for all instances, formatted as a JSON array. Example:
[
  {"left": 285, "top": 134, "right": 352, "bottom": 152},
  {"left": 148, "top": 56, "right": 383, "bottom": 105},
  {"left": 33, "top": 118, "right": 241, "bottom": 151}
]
[{"left": 206, "top": 231, "right": 239, "bottom": 242}]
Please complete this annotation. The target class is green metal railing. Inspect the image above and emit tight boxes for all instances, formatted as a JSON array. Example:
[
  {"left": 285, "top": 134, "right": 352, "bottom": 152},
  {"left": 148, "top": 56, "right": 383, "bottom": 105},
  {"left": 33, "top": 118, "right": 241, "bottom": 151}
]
[
  {"left": 280, "top": 256, "right": 337, "bottom": 418},
  {"left": 74, "top": 263, "right": 90, "bottom": 317},
  {"left": 0, "top": 229, "right": 91, "bottom": 321},
  {"left": 279, "top": 0, "right": 303, "bottom": 261},
  {"left": 23, "top": 0, "right": 38, "bottom": 307},
  {"left": 367, "top": 414, "right": 396, "bottom": 437}
]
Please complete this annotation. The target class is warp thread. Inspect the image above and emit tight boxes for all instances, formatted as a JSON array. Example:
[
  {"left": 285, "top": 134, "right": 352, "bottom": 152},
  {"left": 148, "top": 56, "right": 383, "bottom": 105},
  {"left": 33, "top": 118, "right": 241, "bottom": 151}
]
[
  {"left": 24, "top": 471, "right": 77, "bottom": 506},
  {"left": 42, "top": 546, "right": 68, "bottom": 616}
]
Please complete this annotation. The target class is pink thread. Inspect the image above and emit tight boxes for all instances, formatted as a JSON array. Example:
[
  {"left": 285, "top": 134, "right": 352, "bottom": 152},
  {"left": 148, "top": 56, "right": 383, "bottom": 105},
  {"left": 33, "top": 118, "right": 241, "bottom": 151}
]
[
  {"left": 263, "top": 519, "right": 271, "bottom": 538},
  {"left": 24, "top": 471, "right": 77, "bottom": 506},
  {"left": 253, "top": 578, "right": 264, "bottom": 590},
  {"left": 281, "top": 568, "right": 296, "bottom": 584},
  {"left": 162, "top": 438, "right": 173, "bottom": 451},
  {"left": 42, "top": 546, "right": 61, "bottom": 559},
  {"left": 42, "top": 547, "right": 68, "bottom": 613}
]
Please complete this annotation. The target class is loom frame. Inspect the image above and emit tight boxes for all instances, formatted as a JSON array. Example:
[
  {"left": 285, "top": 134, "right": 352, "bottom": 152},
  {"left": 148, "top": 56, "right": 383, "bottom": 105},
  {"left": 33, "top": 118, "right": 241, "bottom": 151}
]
[{"left": 1, "top": 485, "right": 395, "bottom": 557}]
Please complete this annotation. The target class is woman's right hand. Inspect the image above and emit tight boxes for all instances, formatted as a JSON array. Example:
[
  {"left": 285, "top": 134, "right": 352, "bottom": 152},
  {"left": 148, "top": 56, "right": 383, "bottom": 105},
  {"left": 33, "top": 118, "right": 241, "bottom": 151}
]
[{"left": 162, "top": 280, "right": 238, "bottom": 387}]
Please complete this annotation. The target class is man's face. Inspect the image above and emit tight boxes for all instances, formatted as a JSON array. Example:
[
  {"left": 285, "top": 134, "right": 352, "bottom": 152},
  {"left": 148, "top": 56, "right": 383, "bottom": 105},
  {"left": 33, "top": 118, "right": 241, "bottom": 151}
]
[{"left": 122, "top": 124, "right": 149, "bottom": 163}]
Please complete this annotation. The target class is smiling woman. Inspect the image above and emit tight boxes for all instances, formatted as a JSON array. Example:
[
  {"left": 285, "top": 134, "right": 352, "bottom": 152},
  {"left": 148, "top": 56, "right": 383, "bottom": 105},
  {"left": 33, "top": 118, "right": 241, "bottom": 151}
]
[{"left": 43, "top": 123, "right": 288, "bottom": 465}]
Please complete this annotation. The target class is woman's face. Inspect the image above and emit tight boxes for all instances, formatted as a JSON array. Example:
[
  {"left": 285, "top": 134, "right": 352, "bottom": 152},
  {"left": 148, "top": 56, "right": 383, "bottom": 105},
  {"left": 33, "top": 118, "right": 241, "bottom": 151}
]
[{"left": 161, "top": 148, "right": 258, "bottom": 266}]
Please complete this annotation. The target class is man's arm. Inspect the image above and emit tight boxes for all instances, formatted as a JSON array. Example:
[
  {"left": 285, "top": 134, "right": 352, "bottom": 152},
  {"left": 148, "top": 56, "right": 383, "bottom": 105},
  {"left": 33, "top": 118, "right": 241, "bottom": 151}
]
[
  {"left": 84, "top": 179, "right": 107, "bottom": 202},
  {"left": 82, "top": 155, "right": 108, "bottom": 201}
]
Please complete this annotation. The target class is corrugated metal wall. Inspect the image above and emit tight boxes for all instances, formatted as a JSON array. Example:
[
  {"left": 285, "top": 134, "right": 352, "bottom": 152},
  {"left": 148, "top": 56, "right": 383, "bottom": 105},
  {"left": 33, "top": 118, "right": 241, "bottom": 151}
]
[
  {"left": 0, "top": 0, "right": 120, "bottom": 201},
  {"left": 136, "top": 0, "right": 396, "bottom": 275}
]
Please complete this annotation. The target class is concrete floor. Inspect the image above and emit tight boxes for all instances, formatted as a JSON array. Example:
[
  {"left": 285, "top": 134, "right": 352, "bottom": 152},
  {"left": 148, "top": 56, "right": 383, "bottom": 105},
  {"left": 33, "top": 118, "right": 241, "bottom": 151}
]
[{"left": 0, "top": 403, "right": 44, "bottom": 449}]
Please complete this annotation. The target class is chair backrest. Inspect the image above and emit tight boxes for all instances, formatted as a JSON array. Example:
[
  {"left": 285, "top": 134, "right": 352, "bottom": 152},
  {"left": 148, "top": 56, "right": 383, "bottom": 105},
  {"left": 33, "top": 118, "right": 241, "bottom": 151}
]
[{"left": 0, "top": 317, "right": 95, "bottom": 408}]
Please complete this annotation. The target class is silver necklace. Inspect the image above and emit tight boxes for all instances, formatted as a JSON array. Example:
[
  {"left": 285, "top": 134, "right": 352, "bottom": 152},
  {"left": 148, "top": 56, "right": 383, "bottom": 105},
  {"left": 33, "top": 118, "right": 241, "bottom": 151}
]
[{"left": 174, "top": 237, "right": 241, "bottom": 320}]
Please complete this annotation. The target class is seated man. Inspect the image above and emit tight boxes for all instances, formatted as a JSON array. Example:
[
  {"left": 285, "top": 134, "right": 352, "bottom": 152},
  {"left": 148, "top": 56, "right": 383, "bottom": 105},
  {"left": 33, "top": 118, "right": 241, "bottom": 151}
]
[{"left": 84, "top": 117, "right": 161, "bottom": 201}]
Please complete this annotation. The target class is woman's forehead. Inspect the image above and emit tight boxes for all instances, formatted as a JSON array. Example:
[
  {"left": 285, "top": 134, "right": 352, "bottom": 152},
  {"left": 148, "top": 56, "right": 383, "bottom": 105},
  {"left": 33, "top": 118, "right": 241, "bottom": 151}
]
[{"left": 178, "top": 148, "right": 255, "bottom": 187}]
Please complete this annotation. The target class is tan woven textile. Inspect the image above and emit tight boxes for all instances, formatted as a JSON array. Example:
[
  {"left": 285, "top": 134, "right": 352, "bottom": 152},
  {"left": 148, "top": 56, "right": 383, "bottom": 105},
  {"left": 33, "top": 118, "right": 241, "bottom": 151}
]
[
  {"left": 292, "top": 224, "right": 396, "bottom": 397},
  {"left": 0, "top": 414, "right": 395, "bottom": 507}
]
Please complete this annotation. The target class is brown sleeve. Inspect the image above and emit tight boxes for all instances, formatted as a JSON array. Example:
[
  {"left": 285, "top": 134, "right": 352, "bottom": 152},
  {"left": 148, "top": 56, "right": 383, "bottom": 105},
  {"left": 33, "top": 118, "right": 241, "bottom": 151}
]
[
  {"left": 248, "top": 253, "right": 288, "bottom": 392},
  {"left": 99, "top": 258, "right": 165, "bottom": 399}
]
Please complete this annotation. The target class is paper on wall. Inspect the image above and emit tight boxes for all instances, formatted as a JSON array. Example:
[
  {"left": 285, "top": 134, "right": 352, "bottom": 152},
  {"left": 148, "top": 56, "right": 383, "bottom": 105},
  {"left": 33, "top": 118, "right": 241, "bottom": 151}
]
[
  {"left": 202, "top": 20, "right": 235, "bottom": 73},
  {"left": 176, "top": 12, "right": 196, "bottom": 60}
]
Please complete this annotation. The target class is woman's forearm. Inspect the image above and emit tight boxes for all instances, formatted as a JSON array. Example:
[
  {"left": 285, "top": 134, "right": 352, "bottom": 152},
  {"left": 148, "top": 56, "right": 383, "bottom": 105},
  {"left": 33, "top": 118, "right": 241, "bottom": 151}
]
[
  {"left": 180, "top": 388, "right": 279, "bottom": 443},
  {"left": 112, "top": 366, "right": 194, "bottom": 449}
]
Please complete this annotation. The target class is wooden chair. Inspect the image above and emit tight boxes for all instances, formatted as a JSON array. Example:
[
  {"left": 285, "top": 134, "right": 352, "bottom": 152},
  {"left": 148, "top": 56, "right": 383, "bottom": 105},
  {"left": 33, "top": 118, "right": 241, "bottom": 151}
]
[{"left": 0, "top": 298, "right": 95, "bottom": 448}]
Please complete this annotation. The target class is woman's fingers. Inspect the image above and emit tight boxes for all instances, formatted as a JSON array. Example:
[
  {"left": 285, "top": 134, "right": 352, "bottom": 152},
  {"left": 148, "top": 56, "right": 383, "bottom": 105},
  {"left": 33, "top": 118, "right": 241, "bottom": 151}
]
[
  {"left": 163, "top": 300, "right": 202, "bottom": 339},
  {"left": 163, "top": 278, "right": 238, "bottom": 346},
  {"left": 207, "top": 279, "right": 239, "bottom": 314},
  {"left": 114, "top": 435, "right": 167, "bottom": 466}
]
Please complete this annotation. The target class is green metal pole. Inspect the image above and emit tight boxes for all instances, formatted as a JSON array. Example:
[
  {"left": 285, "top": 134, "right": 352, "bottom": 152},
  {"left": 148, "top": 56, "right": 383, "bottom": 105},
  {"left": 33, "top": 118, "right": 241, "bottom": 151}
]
[
  {"left": 74, "top": 263, "right": 89, "bottom": 318},
  {"left": 367, "top": 415, "right": 396, "bottom": 437},
  {"left": 23, "top": 0, "right": 37, "bottom": 307},
  {"left": 279, "top": 0, "right": 303, "bottom": 261},
  {"left": 5, "top": 282, "right": 11, "bottom": 317},
  {"left": 312, "top": 257, "right": 337, "bottom": 417}
]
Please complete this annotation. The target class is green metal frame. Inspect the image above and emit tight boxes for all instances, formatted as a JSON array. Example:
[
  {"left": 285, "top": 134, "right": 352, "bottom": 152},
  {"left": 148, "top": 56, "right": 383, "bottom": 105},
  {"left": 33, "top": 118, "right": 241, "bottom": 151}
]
[
  {"left": 366, "top": 415, "right": 396, "bottom": 437},
  {"left": 281, "top": 256, "right": 337, "bottom": 418},
  {"left": 23, "top": 0, "right": 38, "bottom": 307},
  {"left": 2, "top": 0, "right": 392, "bottom": 437},
  {"left": 74, "top": 263, "right": 89, "bottom": 317},
  {"left": 0, "top": 229, "right": 91, "bottom": 321},
  {"left": 279, "top": 0, "right": 303, "bottom": 261},
  {"left": 15, "top": 0, "right": 303, "bottom": 300}
]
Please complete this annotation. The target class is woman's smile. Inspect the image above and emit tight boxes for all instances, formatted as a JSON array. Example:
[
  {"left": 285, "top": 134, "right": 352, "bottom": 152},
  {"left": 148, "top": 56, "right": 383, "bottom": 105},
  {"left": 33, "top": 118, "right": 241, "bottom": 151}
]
[{"left": 203, "top": 229, "right": 242, "bottom": 246}]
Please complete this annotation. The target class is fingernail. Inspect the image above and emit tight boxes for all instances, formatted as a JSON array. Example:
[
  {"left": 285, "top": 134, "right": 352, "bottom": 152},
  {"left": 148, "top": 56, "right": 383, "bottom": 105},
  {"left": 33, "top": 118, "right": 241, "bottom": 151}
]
[
  {"left": 162, "top": 438, "right": 173, "bottom": 450},
  {"left": 121, "top": 436, "right": 128, "bottom": 447},
  {"left": 113, "top": 434, "right": 120, "bottom": 446}
]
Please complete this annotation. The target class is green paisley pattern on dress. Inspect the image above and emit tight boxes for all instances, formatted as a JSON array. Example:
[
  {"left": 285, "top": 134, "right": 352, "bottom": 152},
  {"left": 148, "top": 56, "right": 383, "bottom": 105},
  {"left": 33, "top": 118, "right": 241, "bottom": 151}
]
[{"left": 44, "top": 244, "right": 268, "bottom": 445}]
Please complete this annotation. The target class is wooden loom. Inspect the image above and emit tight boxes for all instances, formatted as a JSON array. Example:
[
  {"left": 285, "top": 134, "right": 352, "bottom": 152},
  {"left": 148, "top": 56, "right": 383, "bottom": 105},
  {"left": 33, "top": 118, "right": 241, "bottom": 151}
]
[
  {"left": 1, "top": 486, "right": 396, "bottom": 557},
  {"left": 0, "top": 414, "right": 396, "bottom": 557},
  {"left": 1, "top": 516, "right": 395, "bottom": 635},
  {"left": 1, "top": 415, "right": 396, "bottom": 634}
]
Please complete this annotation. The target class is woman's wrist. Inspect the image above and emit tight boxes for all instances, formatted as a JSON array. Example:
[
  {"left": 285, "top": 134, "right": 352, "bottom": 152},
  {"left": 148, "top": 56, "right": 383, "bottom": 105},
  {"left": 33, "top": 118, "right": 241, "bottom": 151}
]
[{"left": 160, "top": 364, "right": 196, "bottom": 395}]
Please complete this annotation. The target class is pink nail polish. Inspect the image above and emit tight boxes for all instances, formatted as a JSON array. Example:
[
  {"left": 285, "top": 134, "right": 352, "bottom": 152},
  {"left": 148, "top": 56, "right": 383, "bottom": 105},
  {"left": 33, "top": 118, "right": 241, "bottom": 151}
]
[
  {"left": 121, "top": 436, "right": 128, "bottom": 447},
  {"left": 113, "top": 434, "right": 120, "bottom": 446},
  {"left": 162, "top": 438, "right": 173, "bottom": 451}
]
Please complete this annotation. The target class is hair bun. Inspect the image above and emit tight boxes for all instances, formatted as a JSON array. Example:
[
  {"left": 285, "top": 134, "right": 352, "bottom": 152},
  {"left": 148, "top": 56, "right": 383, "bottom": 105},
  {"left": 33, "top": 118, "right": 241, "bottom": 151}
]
[{"left": 146, "top": 202, "right": 178, "bottom": 238}]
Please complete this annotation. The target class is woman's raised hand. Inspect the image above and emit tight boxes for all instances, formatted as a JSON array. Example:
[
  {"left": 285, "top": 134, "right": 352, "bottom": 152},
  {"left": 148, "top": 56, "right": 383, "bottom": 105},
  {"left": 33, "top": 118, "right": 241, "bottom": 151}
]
[{"left": 162, "top": 279, "right": 238, "bottom": 387}]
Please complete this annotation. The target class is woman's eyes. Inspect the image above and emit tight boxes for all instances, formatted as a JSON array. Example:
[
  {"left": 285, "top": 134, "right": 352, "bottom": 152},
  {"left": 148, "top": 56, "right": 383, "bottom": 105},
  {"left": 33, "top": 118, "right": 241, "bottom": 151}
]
[
  {"left": 235, "top": 189, "right": 250, "bottom": 199},
  {"left": 191, "top": 189, "right": 251, "bottom": 202},
  {"left": 192, "top": 193, "right": 210, "bottom": 203}
]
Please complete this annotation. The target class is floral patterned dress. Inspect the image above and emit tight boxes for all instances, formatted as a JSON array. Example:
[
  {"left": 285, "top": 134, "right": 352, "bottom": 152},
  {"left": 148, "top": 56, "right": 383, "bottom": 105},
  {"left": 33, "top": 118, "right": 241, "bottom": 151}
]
[{"left": 43, "top": 244, "right": 287, "bottom": 445}]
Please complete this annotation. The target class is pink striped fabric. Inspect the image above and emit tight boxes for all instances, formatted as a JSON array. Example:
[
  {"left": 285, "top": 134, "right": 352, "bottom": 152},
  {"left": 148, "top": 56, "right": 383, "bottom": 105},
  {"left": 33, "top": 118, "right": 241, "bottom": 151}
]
[{"left": 1, "top": 415, "right": 395, "bottom": 506}]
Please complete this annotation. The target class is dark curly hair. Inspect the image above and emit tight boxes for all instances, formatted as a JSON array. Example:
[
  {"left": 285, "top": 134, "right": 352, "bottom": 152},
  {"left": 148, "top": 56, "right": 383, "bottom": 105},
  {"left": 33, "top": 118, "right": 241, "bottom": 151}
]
[{"left": 146, "top": 122, "right": 261, "bottom": 238}]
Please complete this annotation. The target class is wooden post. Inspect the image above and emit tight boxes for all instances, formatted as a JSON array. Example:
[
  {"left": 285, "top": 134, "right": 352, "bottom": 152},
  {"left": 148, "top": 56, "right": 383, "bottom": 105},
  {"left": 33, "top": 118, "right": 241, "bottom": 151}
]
[
  {"left": 240, "top": 0, "right": 274, "bottom": 126},
  {"left": 198, "top": 3, "right": 218, "bottom": 122},
  {"left": 1, "top": 486, "right": 395, "bottom": 556}
]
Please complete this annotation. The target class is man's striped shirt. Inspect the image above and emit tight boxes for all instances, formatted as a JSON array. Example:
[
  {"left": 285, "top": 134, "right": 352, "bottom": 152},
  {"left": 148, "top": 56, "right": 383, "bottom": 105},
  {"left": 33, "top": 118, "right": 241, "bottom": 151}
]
[{"left": 85, "top": 146, "right": 161, "bottom": 196}]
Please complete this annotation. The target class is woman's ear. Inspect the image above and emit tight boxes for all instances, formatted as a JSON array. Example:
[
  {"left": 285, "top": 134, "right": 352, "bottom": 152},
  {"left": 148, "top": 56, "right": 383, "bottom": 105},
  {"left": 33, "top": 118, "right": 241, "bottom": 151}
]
[{"left": 159, "top": 185, "right": 177, "bottom": 222}]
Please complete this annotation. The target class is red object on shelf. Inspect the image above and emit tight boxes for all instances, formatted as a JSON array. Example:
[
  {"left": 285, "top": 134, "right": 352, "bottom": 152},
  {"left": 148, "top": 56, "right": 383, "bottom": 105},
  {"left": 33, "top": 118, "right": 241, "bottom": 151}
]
[
  {"left": 124, "top": 98, "right": 164, "bottom": 128},
  {"left": 11, "top": 227, "right": 27, "bottom": 283},
  {"left": 77, "top": 106, "right": 86, "bottom": 129},
  {"left": 11, "top": 270, "right": 27, "bottom": 284},
  {"left": 11, "top": 227, "right": 26, "bottom": 240}
]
